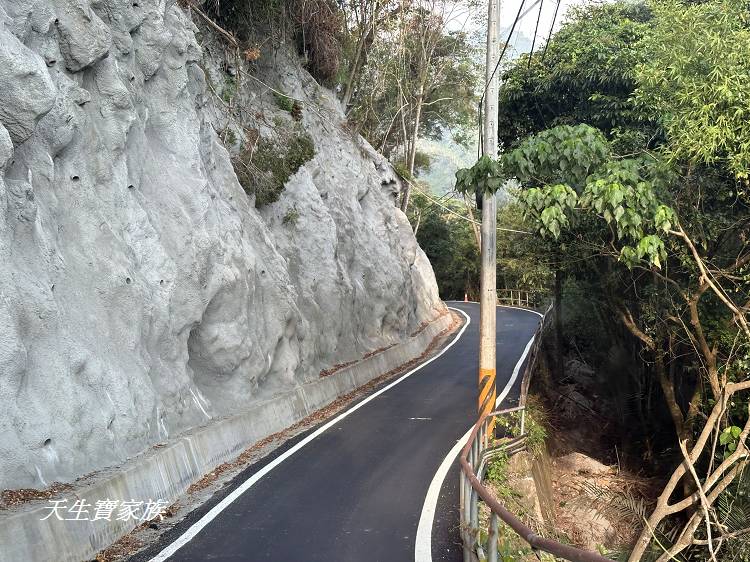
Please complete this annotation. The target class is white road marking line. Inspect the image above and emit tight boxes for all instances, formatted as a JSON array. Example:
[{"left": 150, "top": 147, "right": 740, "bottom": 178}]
[
  {"left": 413, "top": 426, "right": 473, "bottom": 562},
  {"left": 414, "top": 305, "right": 540, "bottom": 562},
  {"left": 445, "top": 299, "right": 544, "bottom": 319},
  {"left": 495, "top": 334, "right": 536, "bottom": 408},
  {"left": 148, "top": 308, "right": 472, "bottom": 562}
]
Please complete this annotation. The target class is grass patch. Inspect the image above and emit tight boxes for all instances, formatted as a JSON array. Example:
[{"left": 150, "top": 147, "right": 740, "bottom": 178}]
[
  {"left": 233, "top": 129, "right": 315, "bottom": 207},
  {"left": 495, "top": 398, "right": 549, "bottom": 460},
  {"left": 273, "top": 92, "right": 304, "bottom": 121},
  {"left": 282, "top": 207, "right": 300, "bottom": 226},
  {"left": 273, "top": 92, "right": 294, "bottom": 112},
  {"left": 222, "top": 76, "right": 237, "bottom": 104}
]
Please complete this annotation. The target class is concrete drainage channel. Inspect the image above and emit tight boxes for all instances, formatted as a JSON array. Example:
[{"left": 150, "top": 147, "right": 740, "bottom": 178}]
[{"left": 0, "top": 312, "right": 454, "bottom": 562}]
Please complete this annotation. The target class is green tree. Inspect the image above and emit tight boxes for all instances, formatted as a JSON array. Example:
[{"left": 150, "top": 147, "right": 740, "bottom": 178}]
[{"left": 454, "top": 2, "right": 750, "bottom": 559}]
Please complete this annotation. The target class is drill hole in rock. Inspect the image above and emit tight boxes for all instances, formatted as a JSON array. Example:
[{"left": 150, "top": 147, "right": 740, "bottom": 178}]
[{"left": 71, "top": 175, "right": 80, "bottom": 182}]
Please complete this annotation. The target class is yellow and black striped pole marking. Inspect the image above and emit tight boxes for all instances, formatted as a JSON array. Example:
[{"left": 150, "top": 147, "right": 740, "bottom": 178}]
[
  {"left": 478, "top": 368, "right": 496, "bottom": 419},
  {"left": 479, "top": 366, "right": 496, "bottom": 442}
]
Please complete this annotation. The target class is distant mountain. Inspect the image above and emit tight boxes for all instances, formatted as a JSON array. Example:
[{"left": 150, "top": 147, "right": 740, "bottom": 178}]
[{"left": 414, "top": 31, "right": 533, "bottom": 196}]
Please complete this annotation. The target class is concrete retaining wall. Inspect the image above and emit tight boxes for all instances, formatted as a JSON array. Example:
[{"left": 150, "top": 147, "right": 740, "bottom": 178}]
[{"left": 0, "top": 312, "right": 453, "bottom": 562}]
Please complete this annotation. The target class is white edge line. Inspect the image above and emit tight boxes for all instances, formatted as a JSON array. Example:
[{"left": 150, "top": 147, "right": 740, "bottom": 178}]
[
  {"left": 149, "top": 308, "right": 472, "bottom": 562},
  {"left": 446, "top": 299, "right": 544, "bottom": 319},
  {"left": 414, "top": 304, "right": 540, "bottom": 562}
]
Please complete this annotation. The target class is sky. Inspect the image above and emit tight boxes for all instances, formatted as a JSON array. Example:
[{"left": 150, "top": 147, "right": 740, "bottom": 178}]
[
  {"left": 447, "top": 0, "right": 584, "bottom": 58},
  {"left": 499, "top": 0, "right": 579, "bottom": 46},
  {"left": 419, "top": 0, "right": 587, "bottom": 194}
]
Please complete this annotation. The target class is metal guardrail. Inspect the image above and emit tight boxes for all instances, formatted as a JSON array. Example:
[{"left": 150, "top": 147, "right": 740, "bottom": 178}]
[
  {"left": 458, "top": 306, "right": 613, "bottom": 562},
  {"left": 497, "top": 289, "right": 544, "bottom": 308}
]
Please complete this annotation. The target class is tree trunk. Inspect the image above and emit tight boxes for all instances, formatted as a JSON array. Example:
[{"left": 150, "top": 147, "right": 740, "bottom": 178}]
[
  {"left": 400, "top": 83, "right": 425, "bottom": 213},
  {"left": 407, "top": 84, "right": 424, "bottom": 176},
  {"left": 342, "top": 30, "right": 367, "bottom": 109}
]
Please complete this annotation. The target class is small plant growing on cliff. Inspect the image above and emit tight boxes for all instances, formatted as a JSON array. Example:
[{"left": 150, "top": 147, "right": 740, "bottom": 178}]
[
  {"left": 222, "top": 76, "right": 237, "bottom": 104},
  {"left": 273, "top": 92, "right": 295, "bottom": 112},
  {"left": 223, "top": 128, "right": 238, "bottom": 148},
  {"left": 232, "top": 129, "right": 315, "bottom": 207},
  {"left": 282, "top": 207, "right": 300, "bottom": 226},
  {"left": 273, "top": 92, "right": 304, "bottom": 121}
]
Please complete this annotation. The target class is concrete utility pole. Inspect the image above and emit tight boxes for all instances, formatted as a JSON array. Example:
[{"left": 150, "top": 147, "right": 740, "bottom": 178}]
[{"left": 478, "top": 0, "right": 500, "bottom": 422}]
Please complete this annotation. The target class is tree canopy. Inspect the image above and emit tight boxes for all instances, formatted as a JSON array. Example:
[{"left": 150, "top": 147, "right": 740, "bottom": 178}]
[{"left": 453, "top": 1, "right": 750, "bottom": 559}]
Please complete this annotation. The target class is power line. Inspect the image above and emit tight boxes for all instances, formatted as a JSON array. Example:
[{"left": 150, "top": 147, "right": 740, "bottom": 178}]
[
  {"left": 478, "top": 0, "right": 528, "bottom": 157},
  {"left": 479, "top": 0, "right": 528, "bottom": 104},
  {"left": 541, "top": 0, "right": 563, "bottom": 63},
  {"left": 405, "top": 178, "right": 531, "bottom": 234},
  {"left": 477, "top": 0, "right": 566, "bottom": 156},
  {"left": 528, "top": 0, "right": 545, "bottom": 69},
  {"left": 518, "top": 0, "right": 543, "bottom": 22}
]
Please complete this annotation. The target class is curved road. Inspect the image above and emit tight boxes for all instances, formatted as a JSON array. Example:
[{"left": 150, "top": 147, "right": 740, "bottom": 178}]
[{"left": 134, "top": 303, "right": 541, "bottom": 562}]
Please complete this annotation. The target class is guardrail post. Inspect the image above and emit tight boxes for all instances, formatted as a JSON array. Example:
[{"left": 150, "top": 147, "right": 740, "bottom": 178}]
[
  {"left": 470, "top": 487, "right": 478, "bottom": 536},
  {"left": 463, "top": 474, "right": 472, "bottom": 523},
  {"left": 487, "top": 512, "right": 499, "bottom": 562},
  {"left": 520, "top": 408, "right": 526, "bottom": 436}
]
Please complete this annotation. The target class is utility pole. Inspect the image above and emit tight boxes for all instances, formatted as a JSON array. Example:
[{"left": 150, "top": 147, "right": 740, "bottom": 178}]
[{"left": 478, "top": 0, "right": 500, "bottom": 423}]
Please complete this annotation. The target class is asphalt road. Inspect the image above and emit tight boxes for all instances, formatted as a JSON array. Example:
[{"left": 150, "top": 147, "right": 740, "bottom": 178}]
[{"left": 136, "top": 303, "right": 541, "bottom": 562}]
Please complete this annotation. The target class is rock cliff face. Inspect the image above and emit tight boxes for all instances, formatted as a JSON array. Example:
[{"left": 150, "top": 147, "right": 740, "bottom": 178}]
[{"left": 0, "top": 0, "right": 444, "bottom": 489}]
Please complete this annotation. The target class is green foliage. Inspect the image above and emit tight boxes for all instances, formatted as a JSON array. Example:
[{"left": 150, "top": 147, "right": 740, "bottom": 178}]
[
  {"left": 412, "top": 151, "right": 432, "bottom": 175},
  {"left": 496, "top": 203, "right": 554, "bottom": 291},
  {"left": 720, "top": 425, "right": 743, "bottom": 459},
  {"left": 283, "top": 207, "right": 300, "bottom": 226},
  {"left": 222, "top": 76, "right": 237, "bottom": 104},
  {"left": 494, "top": 403, "right": 548, "bottom": 460},
  {"left": 519, "top": 184, "right": 577, "bottom": 239},
  {"left": 485, "top": 450, "right": 510, "bottom": 488},
  {"left": 497, "top": 1, "right": 655, "bottom": 151},
  {"left": 454, "top": 156, "right": 504, "bottom": 195},
  {"left": 485, "top": 6, "right": 750, "bottom": 561},
  {"left": 634, "top": 0, "right": 750, "bottom": 179},
  {"left": 503, "top": 124, "right": 611, "bottom": 189},
  {"left": 525, "top": 416, "right": 548, "bottom": 460},
  {"left": 273, "top": 92, "right": 295, "bottom": 113},
  {"left": 223, "top": 128, "right": 238, "bottom": 148},
  {"left": 408, "top": 191, "right": 480, "bottom": 300},
  {"left": 348, "top": 17, "right": 480, "bottom": 155},
  {"left": 233, "top": 130, "right": 315, "bottom": 207},
  {"left": 500, "top": 124, "right": 677, "bottom": 269},
  {"left": 393, "top": 152, "right": 431, "bottom": 180}
]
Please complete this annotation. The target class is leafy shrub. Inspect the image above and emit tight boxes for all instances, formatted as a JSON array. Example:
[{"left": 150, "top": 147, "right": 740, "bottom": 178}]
[
  {"left": 485, "top": 450, "right": 510, "bottom": 485},
  {"left": 222, "top": 76, "right": 237, "bottom": 103}
]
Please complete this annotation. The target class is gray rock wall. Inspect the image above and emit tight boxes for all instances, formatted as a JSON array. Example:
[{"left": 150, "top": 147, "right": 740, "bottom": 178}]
[{"left": 0, "top": 0, "right": 444, "bottom": 489}]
